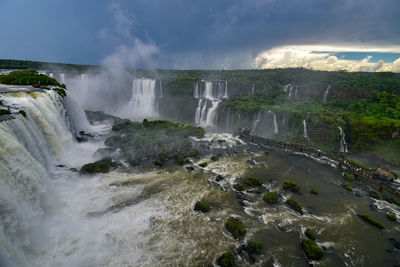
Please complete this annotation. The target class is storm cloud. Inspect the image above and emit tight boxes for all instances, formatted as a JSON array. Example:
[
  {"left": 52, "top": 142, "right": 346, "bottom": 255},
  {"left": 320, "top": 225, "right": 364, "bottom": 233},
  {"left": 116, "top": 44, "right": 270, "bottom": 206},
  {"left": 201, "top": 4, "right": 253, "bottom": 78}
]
[{"left": 0, "top": 0, "right": 399, "bottom": 70}]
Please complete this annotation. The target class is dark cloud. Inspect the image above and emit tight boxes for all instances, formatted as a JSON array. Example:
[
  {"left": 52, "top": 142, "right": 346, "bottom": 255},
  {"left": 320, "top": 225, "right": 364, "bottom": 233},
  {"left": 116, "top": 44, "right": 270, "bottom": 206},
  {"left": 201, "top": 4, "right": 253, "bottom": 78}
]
[{"left": 0, "top": 0, "right": 399, "bottom": 68}]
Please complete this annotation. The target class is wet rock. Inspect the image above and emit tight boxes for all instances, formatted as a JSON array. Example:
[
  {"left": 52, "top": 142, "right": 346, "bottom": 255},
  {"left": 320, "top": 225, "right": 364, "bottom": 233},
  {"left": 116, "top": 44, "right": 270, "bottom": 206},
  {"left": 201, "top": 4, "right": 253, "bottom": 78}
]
[
  {"left": 215, "top": 174, "right": 225, "bottom": 182},
  {"left": 225, "top": 217, "right": 247, "bottom": 239},
  {"left": 246, "top": 158, "right": 256, "bottom": 165},
  {"left": 216, "top": 251, "right": 235, "bottom": 267},
  {"left": 80, "top": 157, "right": 117, "bottom": 174},
  {"left": 389, "top": 238, "right": 400, "bottom": 249},
  {"left": 194, "top": 201, "right": 210, "bottom": 213}
]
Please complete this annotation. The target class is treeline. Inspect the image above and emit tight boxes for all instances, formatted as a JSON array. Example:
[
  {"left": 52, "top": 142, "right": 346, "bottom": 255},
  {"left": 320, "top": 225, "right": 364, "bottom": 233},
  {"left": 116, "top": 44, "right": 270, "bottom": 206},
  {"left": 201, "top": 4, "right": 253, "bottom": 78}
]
[{"left": 0, "top": 59, "right": 97, "bottom": 72}]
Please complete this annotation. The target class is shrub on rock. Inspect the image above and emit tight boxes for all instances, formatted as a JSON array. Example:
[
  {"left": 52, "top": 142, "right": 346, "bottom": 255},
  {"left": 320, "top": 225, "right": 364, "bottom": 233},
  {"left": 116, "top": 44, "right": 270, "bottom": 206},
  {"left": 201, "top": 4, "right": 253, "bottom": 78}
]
[
  {"left": 305, "top": 228, "right": 316, "bottom": 240},
  {"left": 80, "top": 157, "right": 116, "bottom": 174},
  {"left": 244, "top": 177, "right": 262, "bottom": 186},
  {"left": 301, "top": 239, "right": 323, "bottom": 260},
  {"left": 194, "top": 201, "right": 210, "bottom": 213},
  {"left": 283, "top": 180, "right": 300, "bottom": 192},
  {"left": 263, "top": 192, "right": 278, "bottom": 204},
  {"left": 216, "top": 251, "right": 235, "bottom": 267},
  {"left": 286, "top": 198, "right": 303, "bottom": 215},
  {"left": 226, "top": 217, "right": 246, "bottom": 239}
]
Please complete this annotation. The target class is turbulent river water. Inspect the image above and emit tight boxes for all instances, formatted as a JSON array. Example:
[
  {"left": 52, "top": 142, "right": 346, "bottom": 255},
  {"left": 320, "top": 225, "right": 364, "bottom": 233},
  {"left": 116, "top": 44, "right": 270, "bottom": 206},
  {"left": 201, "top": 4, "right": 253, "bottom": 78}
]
[{"left": 1, "top": 89, "right": 400, "bottom": 266}]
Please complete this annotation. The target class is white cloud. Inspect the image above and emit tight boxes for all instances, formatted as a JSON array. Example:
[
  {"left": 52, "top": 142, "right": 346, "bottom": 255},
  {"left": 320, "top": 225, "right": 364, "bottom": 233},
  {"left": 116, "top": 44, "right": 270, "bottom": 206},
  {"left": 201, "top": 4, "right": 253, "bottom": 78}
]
[{"left": 254, "top": 45, "right": 400, "bottom": 72}]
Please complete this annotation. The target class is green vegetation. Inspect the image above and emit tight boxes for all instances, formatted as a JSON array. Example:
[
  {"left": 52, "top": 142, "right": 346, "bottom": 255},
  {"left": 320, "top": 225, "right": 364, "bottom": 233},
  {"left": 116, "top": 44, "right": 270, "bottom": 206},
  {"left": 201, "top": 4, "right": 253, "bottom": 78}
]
[
  {"left": 199, "top": 161, "right": 208, "bottom": 168},
  {"left": 343, "top": 183, "right": 353, "bottom": 191},
  {"left": 283, "top": 180, "right": 300, "bottom": 192},
  {"left": 188, "top": 148, "right": 199, "bottom": 157},
  {"left": 18, "top": 110, "right": 26, "bottom": 117},
  {"left": 346, "top": 158, "right": 368, "bottom": 169},
  {"left": 104, "top": 119, "right": 205, "bottom": 166},
  {"left": 0, "top": 109, "right": 11, "bottom": 116},
  {"left": 246, "top": 242, "right": 262, "bottom": 254},
  {"left": 244, "top": 177, "right": 262, "bottom": 186},
  {"left": 80, "top": 157, "right": 117, "bottom": 174},
  {"left": 0, "top": 69, "right": 60, "bottom": 86},
  {"left": 53, "top": 87, "right": 66, "bottom": 97},
  {"left": 343, "top": 174, "right": 355, "bottom": 181},
  {"left": 392, "top": 198, "right": 400, "bottom": 206},
  {"left": 234, "top": 183, "right": 245, "bottom": 191},
  {"left": 305, "top": 228, "right": 316, "bottom": 240},
  {"left": 359, "top": 214, "right": 385, "bottom": 229},
  {"left": 387, "top": 213, "right": 397, "bottom": 221},
  {"left": 225, "top": 218, "right": 247, "bottom": 239},
  {"left": 0, "top": 59, "right": 97, "bottom": 72},
  {"left": 263, "top": 192, "right": 278, "bottom": 204},
  {"left": 301, "top": 239, "right": 323, "bottom": 260},
  {"left": 185, "top": 166, "right": 194, "bottom": 171},
  {"left": 370, "top": 190, "right": 381, "bottom": 199},
  {"left": 286, "top": 198, "right": 303, "bottom": 215},
  {"left": 210, "top": 154, "right": 217, "bottom": 161},
  {"left": 194, "top": 201, "right": 210, "bottom": 213},
  {"left": 216, "top": 251, "right": 235, "bottom": 267},
  {"left": 310, "top": 188, "right": 319, "bottom": 195}
]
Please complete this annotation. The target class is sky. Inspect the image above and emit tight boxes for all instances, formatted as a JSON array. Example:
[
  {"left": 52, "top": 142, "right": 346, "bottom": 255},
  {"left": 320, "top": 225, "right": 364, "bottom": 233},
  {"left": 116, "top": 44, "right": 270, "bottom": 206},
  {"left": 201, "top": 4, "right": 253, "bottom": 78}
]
[{"left": 0, "top": 0, "right": 400, "bottom": 71}]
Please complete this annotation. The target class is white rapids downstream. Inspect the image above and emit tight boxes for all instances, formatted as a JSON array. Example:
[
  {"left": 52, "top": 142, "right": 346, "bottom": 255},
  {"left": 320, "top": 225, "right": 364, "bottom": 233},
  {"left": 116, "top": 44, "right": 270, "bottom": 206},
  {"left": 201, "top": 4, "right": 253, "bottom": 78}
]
[{"left": 1, "top": 87, "right": 400, "bottom": 267}]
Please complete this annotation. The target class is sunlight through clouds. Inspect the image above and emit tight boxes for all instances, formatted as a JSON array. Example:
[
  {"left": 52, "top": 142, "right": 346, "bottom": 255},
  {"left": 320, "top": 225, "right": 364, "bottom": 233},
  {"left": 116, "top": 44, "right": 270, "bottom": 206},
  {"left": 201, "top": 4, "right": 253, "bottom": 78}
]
[{"left": 254, "top": 45, "right": 400, "bottom": 72}]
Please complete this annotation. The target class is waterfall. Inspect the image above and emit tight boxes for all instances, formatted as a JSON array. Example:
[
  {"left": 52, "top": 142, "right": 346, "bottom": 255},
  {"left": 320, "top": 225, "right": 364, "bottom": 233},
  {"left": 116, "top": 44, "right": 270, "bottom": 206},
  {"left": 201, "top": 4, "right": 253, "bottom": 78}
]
[
  {"left": 194, "top": 80, "right": 227, "bottom": 128},
  {"left": 251, "top": 84, "right": 255, "bottom": 95},
  {"left": 303, "top": 119, "right": 308, "bottom": 139},
  {"left": 0, "top": 90, "right": 77, "bottom": 266},
  {"left": 323, "top": 85, "right": 331, "bottom": 103},
  {"left": 288, "top": 85, "right": 293, "bottom": 98},
  {"left": 226, "top": 108, "right": 230, "bottom": 131},
  {"left": 49, "top": 72, "right": 54, "bottom": 78},
  {"left": 295, "top": 87, "right": 298, "bottom": 97},
  {"left": 125, "top": 78, "right": 158, "bottom": 120},
  {"left": 193, "top": 83, "right": 199, "bottom": 99},
  {"left": 283, "top": 83, "right": 291, "bottom": 92},
  {"left": 338, "top": 126, "right": 348, "bottom": 153},
  {"left": 252, "top": 111, "right": 262, "bottom": 133},
  {"left": 273, "top": 113, "right": 279, "bottom": 134}
]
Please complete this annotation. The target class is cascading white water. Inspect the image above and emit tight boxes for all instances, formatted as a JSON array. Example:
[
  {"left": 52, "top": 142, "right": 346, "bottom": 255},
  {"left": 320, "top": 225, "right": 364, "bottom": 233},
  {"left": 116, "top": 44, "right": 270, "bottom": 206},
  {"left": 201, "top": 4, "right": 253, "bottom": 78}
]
[
  {"left": 338, "top": 126, "right": 348, "bottom": 153},
  {"left": 49, "top": 73, "right": 54, "bottom": 78},
  {"left": 303, "top": 119, "right": 308, "bottom": 139},
  {"left": 252, "top": 111, "right": 262, "bottom": 133},
  {"left": 0, "top": 90, "right": 89, "bottom": 266},
  {"left": 323, "top": 85, "right": 331, "bottom": 103},
  {"left": 273, "top": 113, "right": 279, "bottom": 134},
  {"left": 193, "top": 80, "right": 228, "bottom": 128},
  {"left": 251, "top": 84, "right": 255, "bottom": 95},
  {"left": 124, "top": 78, "right": 158, "bottom": 120},
  {"left": 283, "top": 83, "right": 291, "bottom": 92},
  {"left": 288, "top": 85, "right": 293, "bottom": 97}
]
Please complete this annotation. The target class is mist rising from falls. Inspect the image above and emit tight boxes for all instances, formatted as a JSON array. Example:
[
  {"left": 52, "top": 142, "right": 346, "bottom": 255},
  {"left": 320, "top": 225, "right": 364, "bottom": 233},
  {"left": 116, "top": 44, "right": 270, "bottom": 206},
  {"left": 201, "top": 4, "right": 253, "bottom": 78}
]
[{"left": 194, "top": 80, "right": 228, "bottom": 128}]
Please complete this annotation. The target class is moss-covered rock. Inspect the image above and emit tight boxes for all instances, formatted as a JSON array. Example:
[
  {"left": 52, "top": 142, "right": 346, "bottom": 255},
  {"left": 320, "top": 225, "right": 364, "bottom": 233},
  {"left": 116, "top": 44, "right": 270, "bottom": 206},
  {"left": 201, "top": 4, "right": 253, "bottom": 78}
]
[
  {"left": 234, "top": 183, "right": 245, "bottom": 191},
  {"left": 343, "top": 183, "right": 352, "bottom": 191},
  {"left": 199, "top": 161, "right": 208, "bottom": 168},
  {"left": 283, "top": 180, "right": 300, "bottom": 192},
  {"left": 194, "top": 201, "right": 210, "bottom": 213},
  {"left": 154, "top": 159, "right": 164, "bottom": 167},
  {"left": 80, "top": 157, "right": 117, "bottom": 174},
  {"left": 286, "top": 198, "right": 303, "bottom": 215},
  {"left": 387, "top": 212, "right": 397, "bottom": 221},
  {"left": 185, "top": 165, "right": 194, "bottom": 171},
  {"left": 226, "top": 217, "right": 247, "bottom": 239},
  {"left": 370, "top": 190, "right": 381, "bottom": 199},
  {"left": 210, "top": 154, "right": 218, "bottom": 161},
  {"left": 301, "top": 239, "right": 323, "bottom": 260},
  {"left": 392, "top": 198, "right": 400, "bottom": 206},
  {"left": 359, "top": 214, "right": 385, "bottom": 229},
  {"left": 343, "top": 173, "right": 355, "bottom": 181},
  {"left": 244, "top": 177, "right": 262, "bottom": 186},
  {"left": 310, "top": 188, "right": 319, "bottom": 195},
  {"left": 216, "top": 251, "right": 235, "bottom": 267},
  {"left": 53, "top": 87, "right": 66, "bottom": 97},
  {"left": 18, "top": 110, "right": 27, "bottom": 118},
  {"left": 188, "top": 148, "right": 199, "bottom": 157},
  {"left": 305, "top": 228, "right": 316, "bottom": 240},
  {"left": 245, "top": 241, "right": 262, "bottom": 254},
  {"left": 0, "top": 109, "right": 11, "bottom": 116},
  {"left": 263, "top": 192, "right": 278, "bottom": 204}
]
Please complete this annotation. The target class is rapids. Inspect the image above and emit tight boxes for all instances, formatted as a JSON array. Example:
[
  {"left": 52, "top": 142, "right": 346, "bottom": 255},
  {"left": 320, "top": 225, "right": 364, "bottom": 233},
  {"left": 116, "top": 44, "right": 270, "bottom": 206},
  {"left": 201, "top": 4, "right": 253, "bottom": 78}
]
[{"left": 0, "top": 85, "right": 399, "bottom": 267}]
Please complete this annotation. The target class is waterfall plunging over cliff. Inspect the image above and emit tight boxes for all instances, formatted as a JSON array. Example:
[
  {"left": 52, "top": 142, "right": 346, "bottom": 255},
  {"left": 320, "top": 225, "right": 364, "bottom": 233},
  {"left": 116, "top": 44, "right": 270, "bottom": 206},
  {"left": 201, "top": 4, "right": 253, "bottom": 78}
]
[
  {"left": 124, "top": 78, "right": 158, "bottom": 120},
  {"left": 323, "top": 85, "right": 331, "bottom": 103},
  {"left": 338, "top": 126, "right": 348, "bottom": 153},
  {"left": 303, "top": 119, "right": 308, "bottom": 139},
  {"left": 194, "top": 80, "right": 228, "bottom": 128}
]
